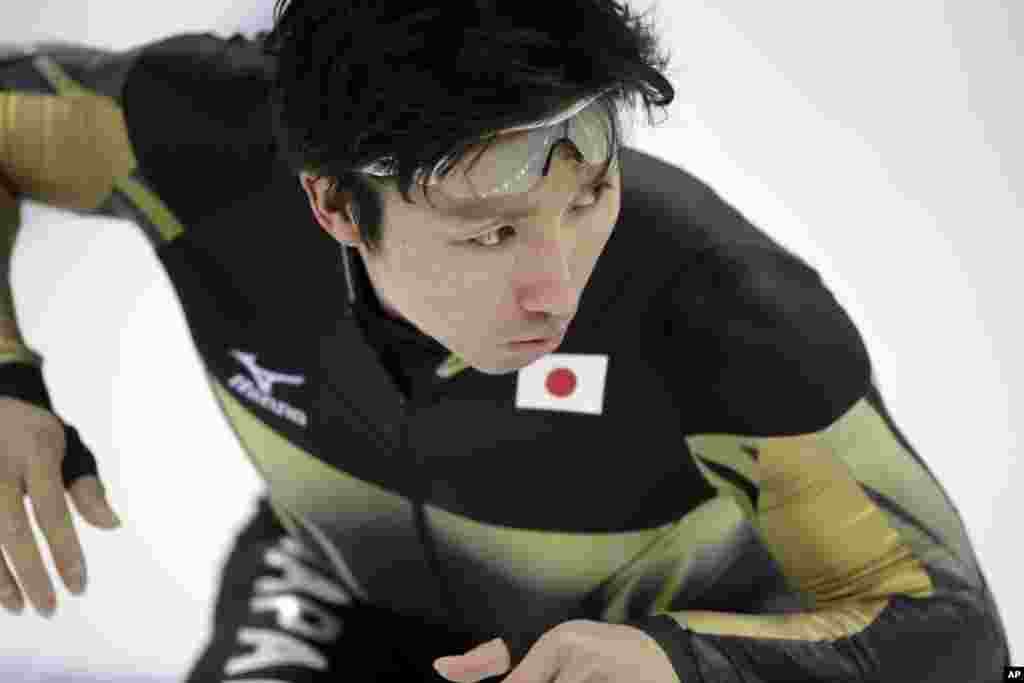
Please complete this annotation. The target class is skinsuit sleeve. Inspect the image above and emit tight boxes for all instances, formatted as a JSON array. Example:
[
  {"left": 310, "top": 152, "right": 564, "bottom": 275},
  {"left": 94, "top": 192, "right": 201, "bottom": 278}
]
[
  {"left": 0, "top": 40, "right": 168, "bottom": 491},
  {"left": 0, "top": 41, "right": 144, "bottom": 370},
  {"left": 620, "top": 189, "right": 1012, "bottom": 682}
]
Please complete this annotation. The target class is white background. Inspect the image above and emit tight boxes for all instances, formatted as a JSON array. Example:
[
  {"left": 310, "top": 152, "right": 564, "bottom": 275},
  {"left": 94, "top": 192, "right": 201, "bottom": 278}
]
[{"left": 1, "top": 0, "right": 1020, "bottom": 678}]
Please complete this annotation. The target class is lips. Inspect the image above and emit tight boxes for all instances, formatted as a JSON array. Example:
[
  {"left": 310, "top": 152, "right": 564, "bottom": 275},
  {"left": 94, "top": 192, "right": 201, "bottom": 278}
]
[
  {"left": 512, "top": 329, "right": 564, "bottom": 343},
  {"left": 510, "top": 326, "right": 569, "bottom": 345}
]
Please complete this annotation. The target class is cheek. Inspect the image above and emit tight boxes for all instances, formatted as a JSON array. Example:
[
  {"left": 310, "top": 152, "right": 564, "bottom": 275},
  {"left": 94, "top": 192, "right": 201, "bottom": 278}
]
[
  {"left": 405, "top": 250, "right": 500, "bottom": 321},
  {"left": 430, "top": 265, "right": 516, "bottom": 334}
]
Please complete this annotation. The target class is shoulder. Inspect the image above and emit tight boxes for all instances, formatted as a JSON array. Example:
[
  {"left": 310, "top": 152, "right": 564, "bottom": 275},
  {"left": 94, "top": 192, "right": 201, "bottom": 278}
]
[
  {"left": 616, "top": 149, "right": 872, "bottom": 432},
  {"left": 122, "top": 32, "right": 279, "bottom": 228}
]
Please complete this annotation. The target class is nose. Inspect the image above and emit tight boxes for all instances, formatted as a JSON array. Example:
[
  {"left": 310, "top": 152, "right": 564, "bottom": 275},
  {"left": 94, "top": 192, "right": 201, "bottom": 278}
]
[
  {"left": 512, "top": 149, "right": 589, "bottom": 321},
  {"left": 514, "top": 232, "right": 579, "bottom": 320}
]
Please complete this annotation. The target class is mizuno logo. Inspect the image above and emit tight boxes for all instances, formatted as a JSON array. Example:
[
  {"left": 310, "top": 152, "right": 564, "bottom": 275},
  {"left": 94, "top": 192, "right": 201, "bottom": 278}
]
[
  {"left": 228, "top": 350, "right": 308, "bottom": 428},
  {"left": 231, "top": 351, "right": 306, "bottom": 394}
]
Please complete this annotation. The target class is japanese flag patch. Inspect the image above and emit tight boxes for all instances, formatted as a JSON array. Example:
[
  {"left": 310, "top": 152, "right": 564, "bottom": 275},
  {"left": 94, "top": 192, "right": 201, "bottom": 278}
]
[{"left": 515, "top": 353, "right": 609, "bottom": 415}]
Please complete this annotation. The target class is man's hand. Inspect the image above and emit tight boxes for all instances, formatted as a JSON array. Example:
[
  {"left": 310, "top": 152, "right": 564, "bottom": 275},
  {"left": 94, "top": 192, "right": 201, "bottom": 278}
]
[
  {"left": 433, "top": 619, "right": 679, "bottom": 683},
  {"left": 0, "top": 397, "right": 121, "bottom": 617}
]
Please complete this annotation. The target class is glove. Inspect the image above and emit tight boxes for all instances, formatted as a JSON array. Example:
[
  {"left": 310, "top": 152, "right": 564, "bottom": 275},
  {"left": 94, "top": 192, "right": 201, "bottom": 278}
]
[{"left": 0, "top": 361, "right": 100, "bottom": 489}]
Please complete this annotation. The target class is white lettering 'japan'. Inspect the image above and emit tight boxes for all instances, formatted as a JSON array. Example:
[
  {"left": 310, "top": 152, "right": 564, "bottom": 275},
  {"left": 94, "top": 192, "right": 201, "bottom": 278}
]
[
  {"left": 256, "top": 547, "right": 353, "bottom": 607},
  {"left": 223, "top": 535, "right": 351, "bottom": 677},
  {"left": 250, "top": 594, "right": 343, "bottom": 643},
  {"left": 224, "top": 628, "right": 328, "bottom": 675}
]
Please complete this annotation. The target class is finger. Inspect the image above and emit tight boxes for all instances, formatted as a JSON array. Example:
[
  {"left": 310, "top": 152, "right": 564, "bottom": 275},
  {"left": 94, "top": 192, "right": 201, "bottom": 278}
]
[
  {"left": 503, "top": 634, "right": 561, "bottom": 683},
  {"left": 0, "top": 482, "right": 56, "bottom": 617},
  {"left": 26, "top": 463, "right": 86, "bottom": 597},
  {"left": 0, "top": 533, "right": 25, "bottom": 614},
  {"left": 68, "top": 475, "right": 121, "bottom": 530},
  {"left": 435, "top": 639, "right": 511, "bottom": 682}
]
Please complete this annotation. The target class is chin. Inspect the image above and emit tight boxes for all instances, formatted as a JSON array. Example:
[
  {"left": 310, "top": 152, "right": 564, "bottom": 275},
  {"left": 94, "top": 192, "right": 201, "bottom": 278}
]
[{"left": 464, "top": 356, "right": 523, "bottom": 376}]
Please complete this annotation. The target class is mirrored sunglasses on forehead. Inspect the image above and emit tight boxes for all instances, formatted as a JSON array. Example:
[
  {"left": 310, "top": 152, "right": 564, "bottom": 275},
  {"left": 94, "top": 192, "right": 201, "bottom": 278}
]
[{"left": 358, "top": 91, "right": 619, "bottom": 199}]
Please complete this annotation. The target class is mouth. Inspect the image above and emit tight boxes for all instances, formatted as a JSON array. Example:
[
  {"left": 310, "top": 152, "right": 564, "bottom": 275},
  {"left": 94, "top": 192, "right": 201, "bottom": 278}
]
[{"left": 507, "top": 328, "right": 566, "bottom": 350}]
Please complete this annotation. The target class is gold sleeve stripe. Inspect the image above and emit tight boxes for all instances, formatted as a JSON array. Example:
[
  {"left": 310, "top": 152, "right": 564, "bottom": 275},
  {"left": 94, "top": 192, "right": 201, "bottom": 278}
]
[
  {"left": 661, "top": 596, "right": 890, "bottom": 641},
  {"left": 29, "top": 55, "right": 184, "bottom": 242},
  {"left": 646, "top": 411, "right": 939, "bottom": 642},
  {"left": 819, "top": 397, "right": 972, "bottom": 568},
  {"left": 754, "top": 432, "right": 934, "bottom": 606},
  {"left": 0, "top": 90, "right": 135, "bottom": 211}
]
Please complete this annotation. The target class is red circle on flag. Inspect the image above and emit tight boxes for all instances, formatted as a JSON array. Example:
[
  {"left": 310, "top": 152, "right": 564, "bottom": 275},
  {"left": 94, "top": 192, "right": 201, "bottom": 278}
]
[{"left": 545, "top": 367, "right": 577, "bottom": 398}]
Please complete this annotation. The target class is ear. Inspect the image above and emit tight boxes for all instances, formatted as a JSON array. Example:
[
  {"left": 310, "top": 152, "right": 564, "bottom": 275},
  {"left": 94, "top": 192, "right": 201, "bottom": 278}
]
[{"left": 299, "top": 172, "right": 360, "bottom": 245}]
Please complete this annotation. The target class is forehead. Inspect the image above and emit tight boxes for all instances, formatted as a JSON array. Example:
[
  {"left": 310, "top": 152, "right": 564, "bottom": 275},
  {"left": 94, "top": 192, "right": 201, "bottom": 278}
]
[{"left": 424, "top": 136, "right": 616, "bottom": 220}]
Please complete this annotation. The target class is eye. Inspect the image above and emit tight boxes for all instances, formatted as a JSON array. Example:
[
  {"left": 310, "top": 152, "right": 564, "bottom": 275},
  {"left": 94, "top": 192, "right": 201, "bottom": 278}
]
[{"left": 464, "top": 182, "right": 615, "bottom": 250}]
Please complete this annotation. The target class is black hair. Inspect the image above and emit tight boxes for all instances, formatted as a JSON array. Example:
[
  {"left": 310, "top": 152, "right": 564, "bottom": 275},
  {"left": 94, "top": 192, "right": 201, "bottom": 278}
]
[{"left": 263, "top": 0, "right": 678, "bottom": 254}]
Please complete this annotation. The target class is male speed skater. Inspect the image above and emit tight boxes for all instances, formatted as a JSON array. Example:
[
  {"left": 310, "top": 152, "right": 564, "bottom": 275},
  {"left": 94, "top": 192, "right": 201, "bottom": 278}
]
[{"left": 0, "top": 1, "right": 1011, "bottom": 680}]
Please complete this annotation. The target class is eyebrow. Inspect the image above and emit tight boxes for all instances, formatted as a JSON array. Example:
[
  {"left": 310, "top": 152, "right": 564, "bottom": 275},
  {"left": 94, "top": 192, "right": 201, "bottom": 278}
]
[{"left": 447, "top": 165, "right": 611, "bottom": 226}]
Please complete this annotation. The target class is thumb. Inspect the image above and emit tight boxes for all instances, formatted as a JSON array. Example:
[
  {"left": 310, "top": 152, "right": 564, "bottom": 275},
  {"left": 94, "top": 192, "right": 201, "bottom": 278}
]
[
  {"left": 435, "top": 639, "right": 510, "bottom": 682},
  {"left": 68, "top": 475, "right": 122, "bottom": 529}
]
